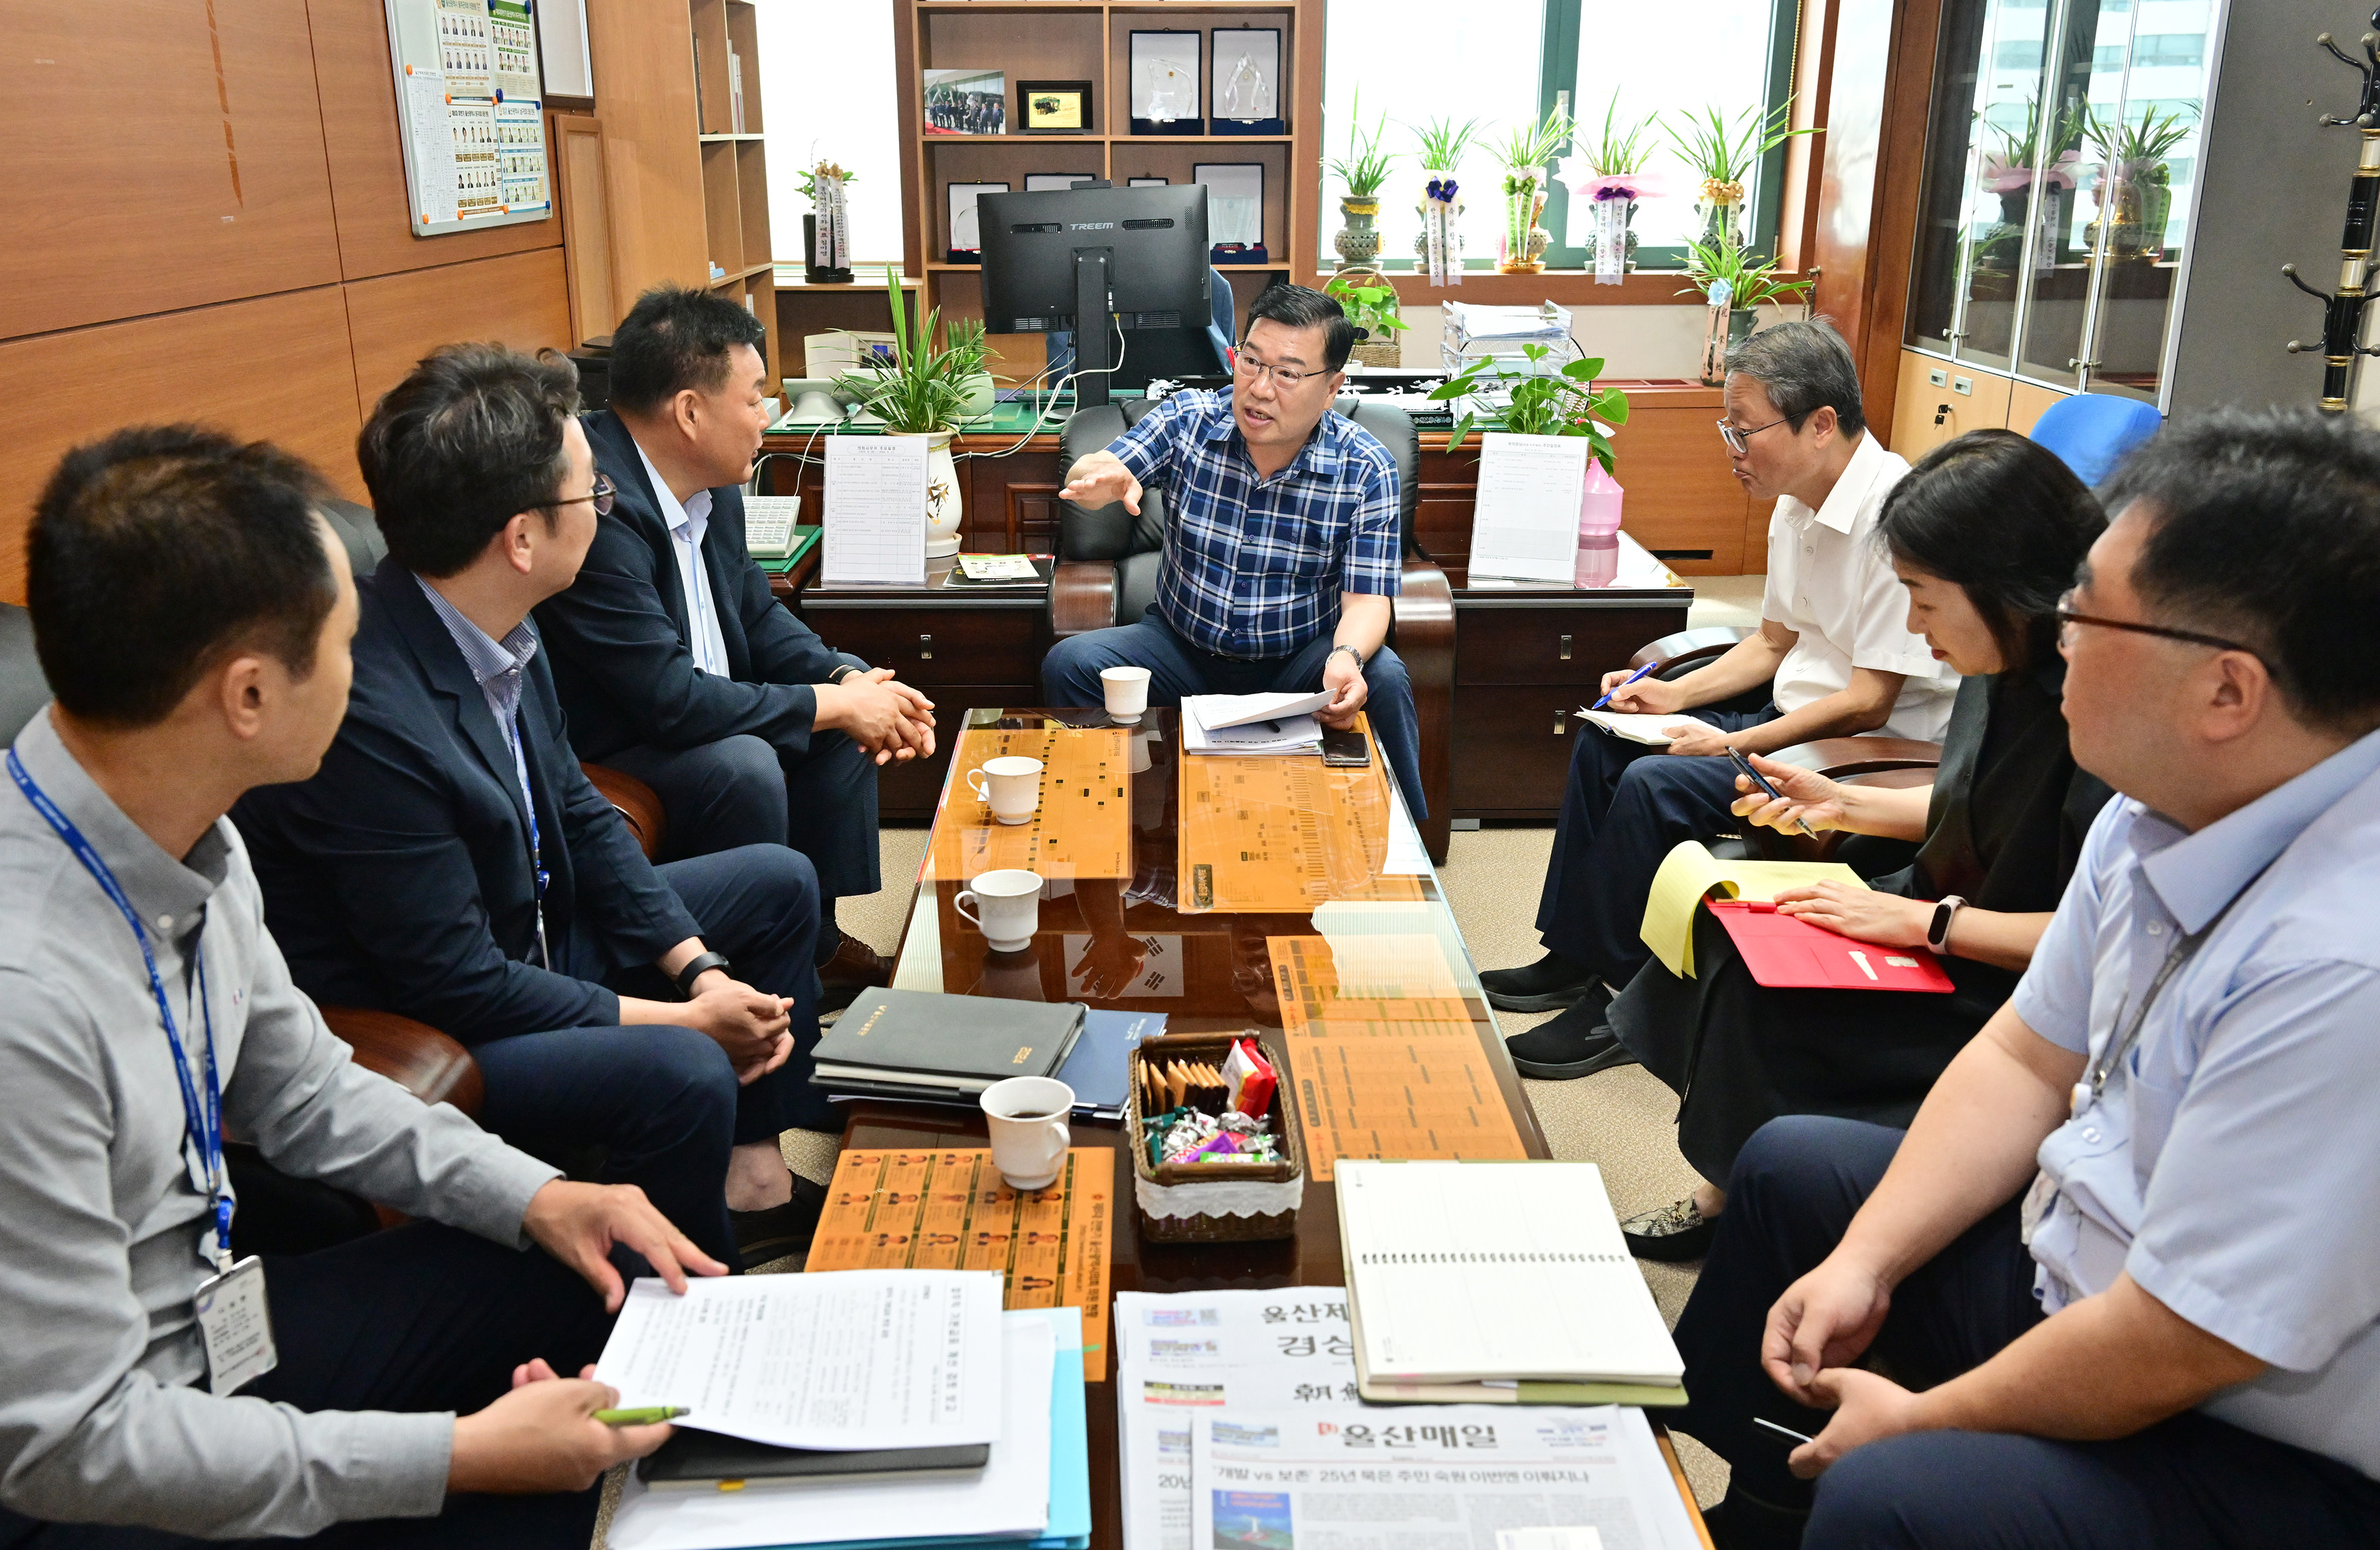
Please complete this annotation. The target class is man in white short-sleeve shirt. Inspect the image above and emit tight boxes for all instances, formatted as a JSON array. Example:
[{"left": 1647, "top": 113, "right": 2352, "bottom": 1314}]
[
  {"left": 1484, "top": 320, "right": 1955, "bottom": 1084},
  {"left": 1662, "top": 406, "right": 2380, "bottom": 1550}
]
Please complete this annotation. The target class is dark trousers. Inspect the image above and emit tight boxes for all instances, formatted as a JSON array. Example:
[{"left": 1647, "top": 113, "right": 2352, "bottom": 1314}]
[
  {"left": 1534, "top": 704, "right": 1779, "bottom": 980},
  {"left": 1676, "top": 1116, "right": 2380, "bottom": 1547},
  {"left": 474, "top": 843, "right": 835, "bottom": 1267},
  {"left": 600, "top": 728, "right": 879, "bottom": 958},
  {"left": 1040, "top": 614, "right": 1427, "bottom": 824},
  {"left": 0, "top": 1224, "right": 615, "bottom": 1550}
]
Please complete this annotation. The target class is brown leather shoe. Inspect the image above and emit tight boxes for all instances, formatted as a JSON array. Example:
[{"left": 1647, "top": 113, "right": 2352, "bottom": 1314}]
[{"left": 817, "top": 934, "right": 893, "bottom": 1009}]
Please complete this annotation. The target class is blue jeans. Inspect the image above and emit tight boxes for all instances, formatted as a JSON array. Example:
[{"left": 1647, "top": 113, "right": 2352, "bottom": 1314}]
[
  {"left": 473, "top": 843, "right": 834, "bottom": 1268},
  {"left": 1040, "top": 613, "right": 1427, "bottom": 823}
]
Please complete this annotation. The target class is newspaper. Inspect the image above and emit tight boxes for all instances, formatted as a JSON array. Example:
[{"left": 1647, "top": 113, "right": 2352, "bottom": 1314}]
[
  {"left": 1116, "top": 1291, "right": 1359, "bottom": 1550},
  {"left": 1189, "top": 1404, "right": 1701, "bottom": 1550}
]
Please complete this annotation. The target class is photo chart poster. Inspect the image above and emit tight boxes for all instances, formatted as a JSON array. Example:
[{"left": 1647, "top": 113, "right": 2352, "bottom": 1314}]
[{"left": 386, "top": 0, "right": 554, "bottom": 235}]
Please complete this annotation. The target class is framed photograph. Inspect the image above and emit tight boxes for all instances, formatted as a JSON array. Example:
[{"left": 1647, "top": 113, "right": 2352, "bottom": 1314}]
[
  {"left": 923, "top": 68, "right": 1005, "bottom": 135},
  {"left": 945, "top": 181, "right": 1008, "bottom": 261},
  {"left": 1208, "top": 28, "right": 1285, "bottom": 135},
  {"left": 1024, "top": 173, "right": 1098, "bottom": 192},
  {"left": 1128, "top": 30, "right": 1203, "bottom": 136},
  {"left": 1127, "top": 176, "right": 1170, "bottom": 188},
  {"left": 1017, "top": 79, "right": 1092, "bottom": 135},
  {"left": 1193, "top": 161, "right": 1265, "bottom": 256}
]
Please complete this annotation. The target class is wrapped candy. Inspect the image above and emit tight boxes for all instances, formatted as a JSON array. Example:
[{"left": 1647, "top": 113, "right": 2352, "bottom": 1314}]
[{"left": 1222, "top": 1039, "right": 1276, "bottom": 1119}]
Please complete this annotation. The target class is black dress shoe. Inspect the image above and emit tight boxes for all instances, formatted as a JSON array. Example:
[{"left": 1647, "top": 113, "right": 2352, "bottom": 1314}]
[
  {"left": 817, "top": 934, "right": 894, "bottom": 1011},
  {"left": 1503, "top": 994, "right": 1635, "bottom": 1079},
  {"left": 730, "top": 1173, "right": 829, "bottom": 1269},
  {"left": 1621, "top": 1194, "right": 1718, "bottom": 1262},
  {"left": 1480, "top": 952, "right": 1601, "bottom": 1013}
]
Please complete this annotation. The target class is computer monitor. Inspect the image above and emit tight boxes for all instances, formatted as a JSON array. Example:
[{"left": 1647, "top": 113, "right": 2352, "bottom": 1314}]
[{"left": 979, "top": 182, "right": 1210, "bottom": 408}]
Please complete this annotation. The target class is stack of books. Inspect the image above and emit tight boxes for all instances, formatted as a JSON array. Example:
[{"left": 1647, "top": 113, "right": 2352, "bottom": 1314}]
[{"left": 809, "top": 990, "right": 1085, "bottom": 1104}]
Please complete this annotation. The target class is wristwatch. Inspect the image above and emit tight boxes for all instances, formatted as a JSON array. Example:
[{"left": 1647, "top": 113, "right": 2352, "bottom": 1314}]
[
  {"left": 1924, "top": 896, "right": 1967, "bottom": 956},
  {"left": 828, "top": 664, "right": 864, "bottom": 686},
  {"left": 1327, "top": 643, "right": 1365, "bottom": 669},
  {"left": 673, "top": 950, "right": 733, "bottom": 998}
]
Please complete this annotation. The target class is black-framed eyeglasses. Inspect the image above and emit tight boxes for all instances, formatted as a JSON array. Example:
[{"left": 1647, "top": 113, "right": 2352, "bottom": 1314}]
[
  {"left": 2054, "top": 589, "right": 2261, "bottom": 659},
  {"left": 1716, "top": 416, "right": 1789, "bottom": 456},
  {"left": 552, "top": 473, "right": 616, "bottom": 518}
]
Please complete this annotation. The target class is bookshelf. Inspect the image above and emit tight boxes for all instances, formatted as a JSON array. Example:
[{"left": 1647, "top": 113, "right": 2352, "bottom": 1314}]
[
  {"left": 891, "top": 0, "right": 1319, "bottom": 382},
  {"left": 696, "top": 0, "right": 780, "bottom": 375}
]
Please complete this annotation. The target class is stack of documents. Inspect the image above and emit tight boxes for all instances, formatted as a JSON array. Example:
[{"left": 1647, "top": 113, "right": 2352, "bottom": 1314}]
[
  {"left": 809, "top": 989, "right": 1085, "bottom": 1102},
  {"left": 822, "top": 1009, "right": 1164, "bottom": 1119},
  {"left": 600, "top": 1271, "right": 1091, "bottom": 1550},
  {"left": 1180, "top": 692, "right": 1328, "bottom": 756}
]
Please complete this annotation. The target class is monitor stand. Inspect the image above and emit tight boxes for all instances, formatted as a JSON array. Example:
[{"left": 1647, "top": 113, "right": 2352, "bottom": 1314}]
[{"left": 1072, "top": 247, "right": 1115, "bottom": 410}]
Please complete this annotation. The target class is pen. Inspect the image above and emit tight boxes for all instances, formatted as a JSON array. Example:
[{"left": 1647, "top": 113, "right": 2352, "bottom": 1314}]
[
  {"left": 594, "top": 1406, "right": 689, "bottom": 1426},
  {"left": 1589, "top": 662, "right": 1658, "bottom": 711},
  {"left": 1753, "top": 1417, "right": 1814, "bottom": 1446}
]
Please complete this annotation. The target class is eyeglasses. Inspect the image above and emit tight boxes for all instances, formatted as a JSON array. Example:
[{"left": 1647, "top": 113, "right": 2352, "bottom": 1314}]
[
  {"left": 2054, "top": 589, "right": 2262, "bottom": 660},
  {"left": 1715, "top": 416, "right": 1790, "bottom": 457},
  {"left": 1233, "top": 353, "right": 1321, "bottom": 390},
  {"left": 551, "top": 473, "right": 616, "bottom": 518}
]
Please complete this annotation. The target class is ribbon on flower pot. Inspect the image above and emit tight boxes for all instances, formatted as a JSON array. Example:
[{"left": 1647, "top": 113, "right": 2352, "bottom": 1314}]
[
  {"left": 1556, "top": 165, "right": 1671, "bottom": 285},
  {"left": 1423, "top": 178, "right": 1459, "bottom": 288}
]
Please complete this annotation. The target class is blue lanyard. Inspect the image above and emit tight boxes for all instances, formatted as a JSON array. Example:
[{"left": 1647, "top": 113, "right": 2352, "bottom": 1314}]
[
  {"left": 8, "top": 749, "right": 233, "bottom": 1271},
  {"left": 499, "top": 710, "right": 551, "bottom": 969}
]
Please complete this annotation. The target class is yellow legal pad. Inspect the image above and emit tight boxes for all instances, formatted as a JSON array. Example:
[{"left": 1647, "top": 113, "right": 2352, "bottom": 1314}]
[{"left": 1639, "top": 839, "right": 1867, "bottom": 978}]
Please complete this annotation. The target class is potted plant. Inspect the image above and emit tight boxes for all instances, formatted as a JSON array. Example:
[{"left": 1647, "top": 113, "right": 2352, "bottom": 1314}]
[
  {"left": 1663, "top": 99, "right": 1812, "bottom": 250},
  {"left": 1493, "top": 106, "right": 1574, "bottom": 274},
  {"left": 2085, "top": 103, "right": 2195, "bottom": 262},
  {"left": 1974, "top": 97, "right": 2088, "bottom": 270},
  {"left": 1560, "top": 93, "right": 1658, "bottom": 273},
  {"left": 1326, "top": 90, "right": 1398, "bottom": 269},
  {"left": 1678, "top": 231, "right": 1815, "bottom": 384},
  {"left": 1323, "top": 268, "right": 1408, "bottom": 369},
  {"left": 1433, "top": 346, "right": 1629, "bottom": 469},
  {"left": 833, "top": 269, "right": 991, "bottom": 558},
  {"left": 798, "top": 158, "right": 857, "bottom": 283},
  {"left": 1406, "top": 115, "right": 1484, "bottom": 278}
]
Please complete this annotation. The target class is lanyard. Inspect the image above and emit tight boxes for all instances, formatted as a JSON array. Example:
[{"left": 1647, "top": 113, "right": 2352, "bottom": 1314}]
[
  {"left": 8, "top": 750, "right": 234, "bottom": 1272},
  {"left": 2073, "top": 856, "right": 2277, "bottom": 1118},
  {"left": 499, "top": 711, "right": 551, "bottom": 971}
]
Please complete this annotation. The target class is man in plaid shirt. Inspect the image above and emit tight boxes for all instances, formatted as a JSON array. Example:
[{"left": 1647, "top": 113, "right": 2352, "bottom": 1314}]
[{"left": 1040, "top": 285, "right": 1423, "bottom": 820}]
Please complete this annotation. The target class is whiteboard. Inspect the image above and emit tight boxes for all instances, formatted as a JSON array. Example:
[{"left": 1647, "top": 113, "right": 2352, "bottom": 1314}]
[{"left": 384, "top": 0, "right": 555, "bottom": 237}]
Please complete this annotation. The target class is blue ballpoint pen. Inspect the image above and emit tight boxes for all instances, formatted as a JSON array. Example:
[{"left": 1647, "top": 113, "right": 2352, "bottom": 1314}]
[{"left": 1590, "top": 662, "right": 1658, "bottom": 711}]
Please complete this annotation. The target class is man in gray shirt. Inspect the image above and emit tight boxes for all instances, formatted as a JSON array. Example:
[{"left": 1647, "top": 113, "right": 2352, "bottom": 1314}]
[{"left": 0, "top": 427, "right": 715, "bottom": 1545}]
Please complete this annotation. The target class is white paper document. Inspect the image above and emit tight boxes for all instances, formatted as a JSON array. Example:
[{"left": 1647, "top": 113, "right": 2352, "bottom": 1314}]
[
  {"left": 606, "top": 1309, "right": 1060, "bottom": 1550},
  {"left": 1194, "top": 691, "right": 1333, "bottom": 729},
  {"left": 1190, "top": 1404, "right": 1700, "bottom": 1550},
  {"left": 823, "top": 435, "right": 928, "bottom": 584},
  {"left": 1470, "top": 433, "right": 1591, "bottom": 582},
  {"left": 1180, "top": 696, "right": 1322, "bottom": 756},
  {"left": 1574, "top": 710, "right": 1698, "bottom": 746},
  {"left": 1115, "top": 1290, "right": 1357, "bottom": 1550},
  {"left": 957, "top": 552, "right": 1041, "bottom": 581},
  {"left": 1338, "top": 1162, "right": 1685, "bottom": 1386},
  {"left": 594, "top": 1270, "right": 1006, "bottom": 1451}
]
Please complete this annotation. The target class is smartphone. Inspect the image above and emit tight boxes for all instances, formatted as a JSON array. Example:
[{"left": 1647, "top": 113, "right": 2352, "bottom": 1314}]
[{"left": 1321, "top": 727, "right": 1372, "bottom": 767}]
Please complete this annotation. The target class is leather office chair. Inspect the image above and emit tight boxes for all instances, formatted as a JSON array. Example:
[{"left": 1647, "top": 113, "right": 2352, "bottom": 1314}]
[{"left": 1047, "top": 397, "right": 1457, "bottom": 862}]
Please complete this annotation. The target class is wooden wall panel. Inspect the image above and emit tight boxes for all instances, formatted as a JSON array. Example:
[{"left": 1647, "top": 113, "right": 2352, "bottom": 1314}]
[
  {"left": 342, "top": 249, "right": 575, "bottom": 423},
  {"left": 587, "top": 0, "right": 709, "bottom": 303},
  {"left": 306, "top": 0, "right": 564, "bottom": 281},
  {"left": 0, "top": 288, "right": 365, "bottom": 603},
  {"left": 1, "top": 0, "right": 341, "bottom": 340}
]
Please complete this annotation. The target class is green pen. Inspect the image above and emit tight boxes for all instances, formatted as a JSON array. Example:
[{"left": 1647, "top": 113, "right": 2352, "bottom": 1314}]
[{"left": 594, "top": 1405, "right": 689, "bottom": 1426}]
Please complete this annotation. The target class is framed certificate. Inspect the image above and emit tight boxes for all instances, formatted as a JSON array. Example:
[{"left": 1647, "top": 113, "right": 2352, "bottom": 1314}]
[
  {"left": 1128, "top": 30, "right": 1204, "bottom": 136},
  {"left": 945, "top": 181, "right": 1007, "bottom": 261},
  {"left": 1209, "top": 28, "right": 1284, "bottom": 135},
  {"left": 1128, "top": 177, "right": 1170, "bottom": 188},
  {"left": 1025, "top": 173, "right": 1098, "bottom": 192},
  {"left": 1193, "top": 162, "right": 1266, "bottom": 259},
  {"left": 1018, "top": 79, "right": 1092, "bottom": 135}
]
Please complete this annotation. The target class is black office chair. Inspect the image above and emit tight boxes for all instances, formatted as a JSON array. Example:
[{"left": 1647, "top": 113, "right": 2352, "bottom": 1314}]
[{"left": 1047, "top": 397, "right": 1457, "bottom": 862}]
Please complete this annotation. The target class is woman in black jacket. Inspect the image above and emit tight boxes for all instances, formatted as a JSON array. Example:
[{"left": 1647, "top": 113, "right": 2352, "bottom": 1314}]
[{"left": 1608, "top": 429, "right": 2115, "bottom": 1261}]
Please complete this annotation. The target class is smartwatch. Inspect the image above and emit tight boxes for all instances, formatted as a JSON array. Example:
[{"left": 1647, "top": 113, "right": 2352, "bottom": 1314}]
[
  {"left": 1925, "top": 896, "right": 1967, "bottom": 956},
  {"left": 673, "top": 951, "right": 733, "bottom": 998},
  {"left": 828, "top": 664, "right": 864, "bottom": 686}
]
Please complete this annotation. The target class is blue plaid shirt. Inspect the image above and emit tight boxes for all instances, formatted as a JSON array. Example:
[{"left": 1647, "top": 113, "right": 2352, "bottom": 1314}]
[{"left": 1109, "top": 389, "right": 1401, "bottom": 660}]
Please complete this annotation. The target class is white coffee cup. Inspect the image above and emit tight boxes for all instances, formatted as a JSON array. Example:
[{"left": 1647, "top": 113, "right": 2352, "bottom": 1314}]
[
  {"left": 955, "top": 867, "right": 1043, "bottom": 951},
  {"left": 966, "top": 756, "right": 1044, "bottom": 825},
  {"left": 1101, "top": 665, "right": 1153, "bottom": 723},
  {"left": 981, "top": 1075, "right": 1074, "bottom": 1191}
]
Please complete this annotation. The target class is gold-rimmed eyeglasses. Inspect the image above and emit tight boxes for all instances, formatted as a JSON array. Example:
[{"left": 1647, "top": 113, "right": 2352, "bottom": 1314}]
[{"left": 551, "top": 473, "right": 617, "bottom": 518}]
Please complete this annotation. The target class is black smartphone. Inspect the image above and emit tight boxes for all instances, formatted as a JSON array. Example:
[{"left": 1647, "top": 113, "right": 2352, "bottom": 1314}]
[{"left": 1321, "top": 727, "right": 1372, "bottom": 766}]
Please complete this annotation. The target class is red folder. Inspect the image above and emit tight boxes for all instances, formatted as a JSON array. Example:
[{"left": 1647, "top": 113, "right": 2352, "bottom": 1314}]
[{"left": 1705, "top": 899, "right": 1955, "bottom": 992}]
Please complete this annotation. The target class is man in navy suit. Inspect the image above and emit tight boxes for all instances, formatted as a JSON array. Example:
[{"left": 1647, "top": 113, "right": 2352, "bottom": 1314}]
[
  {"left": 534, "top": 288, "right": 936, "bottom": 1004},
  {"left": 236, "top": 345, "right": 832, "bottom": 1270}
]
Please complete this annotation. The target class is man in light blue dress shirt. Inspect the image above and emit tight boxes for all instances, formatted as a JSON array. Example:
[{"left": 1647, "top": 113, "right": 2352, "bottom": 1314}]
[{"left": 1661, "top": 409, "right": 2380, "bottom": 1548}]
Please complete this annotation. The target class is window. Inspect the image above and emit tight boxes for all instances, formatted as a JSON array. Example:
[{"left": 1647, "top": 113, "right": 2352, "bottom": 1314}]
[
  {"left": 755, "top": 0, "right": 904, "bottom": 263},
  {"left": 1319, "top": 0, "right": 1799, "bottom": 271}
]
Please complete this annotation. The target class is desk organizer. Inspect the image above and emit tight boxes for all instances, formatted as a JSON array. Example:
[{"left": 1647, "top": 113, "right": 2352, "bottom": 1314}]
[{"left": 1126, "top": 1029, "right": 1306, "bottom": 1243}]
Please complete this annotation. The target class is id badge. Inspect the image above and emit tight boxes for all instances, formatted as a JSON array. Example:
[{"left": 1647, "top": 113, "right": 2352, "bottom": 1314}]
[{"left": 194, "top": 1255, "right": 278, "bottom": 1396}]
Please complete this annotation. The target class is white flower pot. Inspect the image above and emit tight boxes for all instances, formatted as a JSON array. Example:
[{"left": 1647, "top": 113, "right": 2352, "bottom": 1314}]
[{"left": 888, "top": 429, "right": 964, "bottom": 558}]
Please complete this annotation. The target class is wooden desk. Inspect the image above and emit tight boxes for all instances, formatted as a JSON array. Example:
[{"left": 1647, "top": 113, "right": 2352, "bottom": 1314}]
[{"left": 843, "top": 709, "right": 1711, "bottom": 1550}]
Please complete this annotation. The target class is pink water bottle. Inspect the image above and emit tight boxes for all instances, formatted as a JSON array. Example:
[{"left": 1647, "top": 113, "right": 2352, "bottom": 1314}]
[{"left": 1576, "top": 458, "right": 1624, "bottom": 587}]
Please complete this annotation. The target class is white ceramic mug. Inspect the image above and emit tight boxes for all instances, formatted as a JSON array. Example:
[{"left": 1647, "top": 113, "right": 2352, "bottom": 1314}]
[
  {"left": 1101, "top": 665, "right": 1153, "bottom": 723},
  {"left": 955, "top": 867, "right": 1042, "bottom": 951},
  {"left": 981, "top": 1075, "right": 1075, "bottom": 1192},
  {"left": 966, "top": 756, "right": 1044, "bottom": 825}
]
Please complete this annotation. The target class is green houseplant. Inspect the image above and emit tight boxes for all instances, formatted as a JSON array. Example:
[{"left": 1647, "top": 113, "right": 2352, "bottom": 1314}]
[
  {"left": 1432, "top": 347, "right": 1630, "bottom": 473},
  {"left": 1569, "top": 93, "right": 1658, "bottom": 271},
  {"left": 1678, "top": 231, "right": 1814, "bottom": 383},
  {"left": 1327, "top": 90, "right": 1399, "bottom": 269},
  {"left": 1663, "top": 99, "right": 1812, "bottom": 248},
  {"left": 1494, "top": 106, "right": 1574, "bottom": 273},
  {"left": 2084, "top": 102, "right": 2195, "bottom": 260},
  {"left": 1323, "top": 269, "right": 1408, "bottom": 367},
  {"left": 1407, "top": 115, "right": 1484, "bottom": 271},
  {"left": 833, "top": 268, "right": 992, "bottom": 557}
]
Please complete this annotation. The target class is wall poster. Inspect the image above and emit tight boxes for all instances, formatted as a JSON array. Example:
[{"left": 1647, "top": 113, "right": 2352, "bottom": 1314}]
[{"left": 386, "top": 0, "right": 555, "bottom": 235}]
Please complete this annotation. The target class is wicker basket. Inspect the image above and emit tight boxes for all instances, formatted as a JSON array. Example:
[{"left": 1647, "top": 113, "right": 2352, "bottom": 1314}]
[{"left": 1127, "top": 1030, "right": 1306, "bottom": 1243}]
